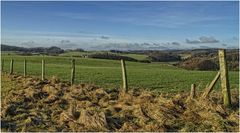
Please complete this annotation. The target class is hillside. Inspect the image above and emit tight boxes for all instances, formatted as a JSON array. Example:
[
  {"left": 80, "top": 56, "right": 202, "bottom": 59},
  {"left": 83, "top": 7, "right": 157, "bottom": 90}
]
[
  {"left": 1, "top": 44, "right": 64, "bottom": 55},
  {"left": 177, "top": 49, "right": 239, "bottom": 71},
  {"left": 1, "top": 44, "right": 239, "bottom": 70},
  {"left": 1, "top": 54, "right": 239, "bottom": 91}
]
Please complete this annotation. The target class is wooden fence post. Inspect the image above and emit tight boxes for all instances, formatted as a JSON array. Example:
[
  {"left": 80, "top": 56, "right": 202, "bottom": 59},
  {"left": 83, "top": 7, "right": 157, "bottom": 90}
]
[
  {"left": 190, "top": 84, "right": 196, "bottom": 99},
  {"left": 1, "top": 59, "right": 4, "bottom": 72},
  {"left": 218, "top": 49, "right": 231, "bottom": 107},
  {"left": 71, "top": 59, "right": 75, "bottom": 85},
  {"left": 121, "top": 59, "right": 128, "bottom": 93},
  {"left": 42, "top": 59, "right": 45, "bottom": 80},
  {"left": 10, "top": 59, "right": 13, "bottom": 75},
  {"left": 24, "top": 59, "right": 27, "bottom": 77},
  {"left": 202, "top": 71, "right": 220, "bottom": 98}
]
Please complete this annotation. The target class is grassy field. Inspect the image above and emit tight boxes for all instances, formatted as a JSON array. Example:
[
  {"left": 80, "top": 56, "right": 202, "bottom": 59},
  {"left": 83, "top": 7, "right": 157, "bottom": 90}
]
[
  {"left": 1, "top": 53, "right": 239, "bottom": 93},
  {"left": 59, "top": 51, "right": 98, "bottom": 57},
  {"left": 59, "top": 51, "right": 149, "bottom": 60},
  {"left": 120, "top": 53, "right": 148, "bottom": 60}
]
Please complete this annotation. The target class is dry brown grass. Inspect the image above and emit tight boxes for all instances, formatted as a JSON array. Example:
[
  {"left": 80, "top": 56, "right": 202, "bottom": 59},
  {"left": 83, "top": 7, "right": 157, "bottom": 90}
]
[{"left": 1, "top": 74, "right": 239, "bottom": 132}]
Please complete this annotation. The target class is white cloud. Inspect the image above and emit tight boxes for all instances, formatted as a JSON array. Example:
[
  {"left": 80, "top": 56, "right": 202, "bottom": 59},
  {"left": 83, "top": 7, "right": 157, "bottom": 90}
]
[
  {"left": 52, "top": 8, "right": 232, "bottom": 29},
  {"left": 186, "top": 36, "right": 219, "bottom": 44}
]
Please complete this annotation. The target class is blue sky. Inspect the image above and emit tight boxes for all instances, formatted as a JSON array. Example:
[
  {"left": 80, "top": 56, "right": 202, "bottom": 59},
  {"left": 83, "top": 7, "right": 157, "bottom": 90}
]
[{"left": 1, "top": 1, "right": 239, "bottom": 50}]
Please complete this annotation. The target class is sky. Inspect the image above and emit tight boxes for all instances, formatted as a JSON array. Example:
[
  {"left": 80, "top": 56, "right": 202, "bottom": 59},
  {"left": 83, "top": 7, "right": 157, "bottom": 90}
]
[{"left": 1, "top": 1, "right": 239, "bottom": 50}]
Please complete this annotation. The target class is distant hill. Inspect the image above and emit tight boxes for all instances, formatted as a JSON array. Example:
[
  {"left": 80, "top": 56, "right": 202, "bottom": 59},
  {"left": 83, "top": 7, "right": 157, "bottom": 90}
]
[
  {"left": 177, "top": 49, "right": 239, "bottom": 71},
  {"left": 1, "top": 44, "right": 64, "bottom": 55},
  {"left": 1, "top": 44, "right": 27, "bottom": 51}
]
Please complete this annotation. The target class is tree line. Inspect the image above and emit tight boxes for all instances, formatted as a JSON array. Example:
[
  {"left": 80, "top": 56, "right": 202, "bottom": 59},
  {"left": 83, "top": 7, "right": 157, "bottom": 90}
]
[{"left": 1, "top": 44, "right": 64, "bottom": 56}]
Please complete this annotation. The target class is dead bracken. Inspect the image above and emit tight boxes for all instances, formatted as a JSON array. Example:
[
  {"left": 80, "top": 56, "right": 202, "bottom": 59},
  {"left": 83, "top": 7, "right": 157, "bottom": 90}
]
[{"left": 1, "top": 74, "right": 239, "bottom": 132}]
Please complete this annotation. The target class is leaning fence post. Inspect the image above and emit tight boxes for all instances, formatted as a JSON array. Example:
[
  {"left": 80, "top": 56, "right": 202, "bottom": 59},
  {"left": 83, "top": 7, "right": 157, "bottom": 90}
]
[
  {"left": 201, "top": 71, "right": 220, "bottom": 98},
  {"left": 71, "top": 59, "right": 75, "bottom": 85},
  {"left": 10, "top": 59, "right": 13, "bottom": 75},
  {"left": 41, "top": 59, "right": 45, "bottom": 80},
  {"left": 121, "top": 59, "right": 128, "bottom": 93},
  {"left": 218, "top": 49, "right": 231, "bottom": 107},
  {"left": 1, "top": 59, "right": 4, "bottom": 72},
  {"left": 24, "top": 59, "right": 27, "bottom": 77},
  {"left": 190, "top": 84, "right": 196, "bottom": 99}
]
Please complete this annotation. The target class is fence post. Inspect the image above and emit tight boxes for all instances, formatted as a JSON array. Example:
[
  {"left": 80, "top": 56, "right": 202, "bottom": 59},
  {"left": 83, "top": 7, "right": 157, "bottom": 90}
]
[
  {"left": 218, "top": 49, "right": 231, "bottom": 107},
  {"left": 42, "top": 59, "right": 45, "bottom": 80},
  {"left": 10, "top": 59, "right": 13, "bottom": 75},
  {"left": 121, "top": 59, "right": 128, "bottom": 93},
  {"left": 71, "top": 59, "right": 75, "bottom": 85},
  {"left": 190, "top": 84, "right": 196, "bottom": 99},
  {"left": 24, "top": 59, "right": 27, "bottom": 77},
  {"left": 201, "top": 71, "right": 220, "bottom": 98},
  {"left": 1, "top": 59, "right": 4, "bottom": 72}
]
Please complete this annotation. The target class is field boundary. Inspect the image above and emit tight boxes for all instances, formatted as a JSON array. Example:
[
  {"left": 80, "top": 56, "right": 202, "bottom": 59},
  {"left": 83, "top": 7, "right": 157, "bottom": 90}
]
[{"left": 1, "top": 49, "right": 232, "bottom": 107}]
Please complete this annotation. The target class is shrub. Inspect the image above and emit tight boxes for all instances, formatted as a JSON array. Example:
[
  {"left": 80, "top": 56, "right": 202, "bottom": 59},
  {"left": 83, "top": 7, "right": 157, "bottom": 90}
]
[
  {"left": 88, "top": 53, "right": 138, "bottom": 62},
  {"left": 148, "top": 52, "right": 181, "bottom": 62},
  {"left": 177, "top": 50, "right": 239, "bottom": 71},
  {"left": 178, "top": 58, "right": 218, "bottom": 70},
  {"left": 197, "top": 60, "right": 218, "bottom": 70},
  {"left": 138, "top": 60, "right": 151, "bottom": 63}
]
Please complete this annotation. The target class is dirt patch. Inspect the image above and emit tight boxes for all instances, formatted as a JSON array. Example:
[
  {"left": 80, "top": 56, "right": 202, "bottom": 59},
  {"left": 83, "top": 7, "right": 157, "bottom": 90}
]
[{"left": 1, "top": 74, "right": 239, "bottom": 132}]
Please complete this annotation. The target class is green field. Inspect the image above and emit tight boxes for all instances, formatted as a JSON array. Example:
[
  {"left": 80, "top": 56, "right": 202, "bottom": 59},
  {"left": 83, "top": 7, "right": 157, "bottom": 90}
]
[
  {"left": 59, "top": 51, "right": 149, "bottom": 60},
  {"left": 1, "top": 53, "right": 239, "bottom": 93},
  {"left": 59, "top": 51, "right": 98, "bottom": 57}
]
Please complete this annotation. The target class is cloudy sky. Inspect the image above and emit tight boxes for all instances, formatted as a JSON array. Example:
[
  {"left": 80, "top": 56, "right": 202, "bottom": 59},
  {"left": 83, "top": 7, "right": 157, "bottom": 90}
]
[{"left": 1, "top": 1, "right": 239, "bottom": 50}]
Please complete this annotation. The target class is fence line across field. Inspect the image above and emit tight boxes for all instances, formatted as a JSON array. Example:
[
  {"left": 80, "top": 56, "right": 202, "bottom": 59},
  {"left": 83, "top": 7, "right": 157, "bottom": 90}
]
[
  {"left": 1, "top": 59, "right": 4, "bottom": 72},
  {"left": 24, "top": 59, "right": 27, "bottom": 77},
  {"left": 10, "top": 59, "right": 14, "bottom": 75},
  {"left": 1, "top": 49, "right": 231, "bottom": 107},
  {"left": 218, "top": 49, "right": 231, "bottom": 106},
  {"left": 41, "top": 59, "right": 45, "bottom": 80},
  {"left": 71, "top": 59, "right": 76, "bottom": 86}
]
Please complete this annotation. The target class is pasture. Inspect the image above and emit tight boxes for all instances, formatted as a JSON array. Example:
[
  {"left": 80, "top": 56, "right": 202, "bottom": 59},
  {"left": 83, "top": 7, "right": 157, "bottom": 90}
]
[
  {"left": 1, "top": 53, "right": 239, "bottom": 93},
  {"left": 59, "top": 51, "right": 149, "bottom": 60}
]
